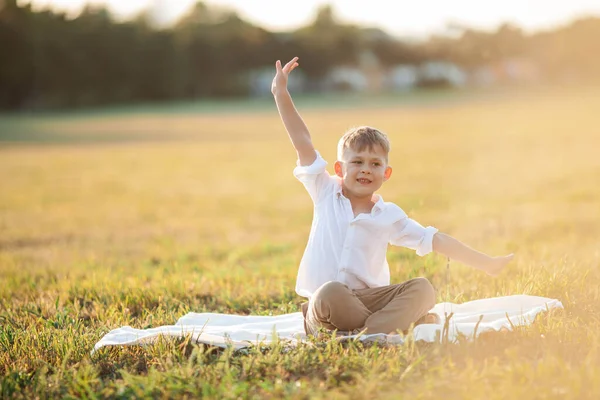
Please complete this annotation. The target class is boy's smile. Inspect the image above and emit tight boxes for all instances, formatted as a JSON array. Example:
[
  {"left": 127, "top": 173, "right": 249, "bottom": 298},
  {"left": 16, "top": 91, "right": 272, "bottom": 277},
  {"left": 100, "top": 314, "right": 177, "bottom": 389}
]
[{"left": 334, "top": 145, "right": 392, "bottom": 199}]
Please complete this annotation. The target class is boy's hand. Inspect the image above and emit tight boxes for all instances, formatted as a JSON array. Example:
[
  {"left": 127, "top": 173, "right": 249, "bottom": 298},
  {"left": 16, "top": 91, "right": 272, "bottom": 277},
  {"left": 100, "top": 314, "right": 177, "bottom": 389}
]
[
  {"left": 272, "top": 57, "right": 299, "bottom": 96},
  {"left": 484, "top": 254, "right": 514, "bottom": 277}
]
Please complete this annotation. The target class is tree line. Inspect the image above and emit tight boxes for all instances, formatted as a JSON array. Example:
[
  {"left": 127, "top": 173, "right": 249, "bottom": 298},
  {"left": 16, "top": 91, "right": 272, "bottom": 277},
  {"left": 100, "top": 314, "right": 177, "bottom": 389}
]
[{"left": 1, "top": 0, "right": 599, "bottom": 110}]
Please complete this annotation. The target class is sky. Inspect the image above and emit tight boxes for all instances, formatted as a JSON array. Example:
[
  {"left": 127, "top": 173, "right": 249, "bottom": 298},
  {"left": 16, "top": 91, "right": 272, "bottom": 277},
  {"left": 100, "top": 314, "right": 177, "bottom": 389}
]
[{"left": 21, "top": 0, "right": 600, "bottom": 38}]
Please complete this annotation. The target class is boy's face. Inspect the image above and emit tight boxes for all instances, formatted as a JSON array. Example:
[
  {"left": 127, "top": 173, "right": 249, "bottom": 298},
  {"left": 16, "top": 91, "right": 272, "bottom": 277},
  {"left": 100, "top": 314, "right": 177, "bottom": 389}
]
[{"left": 334, "top": 145, "right": 392, "bottom": 198}]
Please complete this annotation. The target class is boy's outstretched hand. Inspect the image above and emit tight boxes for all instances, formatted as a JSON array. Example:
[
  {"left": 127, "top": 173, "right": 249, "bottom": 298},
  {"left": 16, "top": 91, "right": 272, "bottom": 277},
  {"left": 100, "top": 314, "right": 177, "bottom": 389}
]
[
  {"left": 272, "top": 57, "right": 299, "bottom": 95},
  {"left": 484, "top": 254, "right": 515, "bottom": 277}
]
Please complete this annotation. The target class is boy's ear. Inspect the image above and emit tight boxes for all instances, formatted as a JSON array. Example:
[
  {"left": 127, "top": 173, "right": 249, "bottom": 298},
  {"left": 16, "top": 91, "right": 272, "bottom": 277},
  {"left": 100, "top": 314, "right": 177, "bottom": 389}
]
[
  {"left": 334, "top": 161, "right": 343, "bottom": 178},
  {"left": 383, "top": 166, "right": 393, "bottom": 181}
]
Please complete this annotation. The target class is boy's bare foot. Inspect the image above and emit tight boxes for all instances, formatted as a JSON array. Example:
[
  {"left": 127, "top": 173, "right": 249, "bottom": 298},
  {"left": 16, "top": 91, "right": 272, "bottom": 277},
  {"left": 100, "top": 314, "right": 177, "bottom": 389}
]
[
  {"left": 386, "top": 313, "right": 441, "bottom": 335},
  {"left": 415, "top": 312, "right": 441, "bottom": 326}
]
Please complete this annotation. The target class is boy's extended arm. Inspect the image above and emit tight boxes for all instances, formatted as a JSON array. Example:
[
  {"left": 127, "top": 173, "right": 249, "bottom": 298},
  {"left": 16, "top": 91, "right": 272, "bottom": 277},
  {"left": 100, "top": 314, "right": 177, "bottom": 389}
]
[
  {"left": 432, "top": 232, "right": 514, "bottom": 276},
  {"left": 272, "top": 57, "right": 316, "bottom": 166}
]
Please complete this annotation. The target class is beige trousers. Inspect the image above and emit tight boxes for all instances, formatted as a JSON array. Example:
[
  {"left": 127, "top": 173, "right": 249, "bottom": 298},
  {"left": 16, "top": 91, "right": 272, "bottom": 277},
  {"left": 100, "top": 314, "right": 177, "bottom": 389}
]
[{"left": 301, "top": 278, "right": 436, "bottom": 336}]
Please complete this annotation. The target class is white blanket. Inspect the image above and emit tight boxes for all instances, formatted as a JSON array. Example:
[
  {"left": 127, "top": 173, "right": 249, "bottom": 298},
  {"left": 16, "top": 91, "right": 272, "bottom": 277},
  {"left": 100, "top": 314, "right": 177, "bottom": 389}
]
[{"left": 92, "top": 295, "right": 563, "bottom": 353}]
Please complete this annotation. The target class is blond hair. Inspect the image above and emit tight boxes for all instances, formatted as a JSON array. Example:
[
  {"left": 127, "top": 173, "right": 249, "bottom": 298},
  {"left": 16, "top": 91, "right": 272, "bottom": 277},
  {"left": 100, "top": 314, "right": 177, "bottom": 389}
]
[{"left": 337, "top": 126, "right": 391, "bottom": 161}]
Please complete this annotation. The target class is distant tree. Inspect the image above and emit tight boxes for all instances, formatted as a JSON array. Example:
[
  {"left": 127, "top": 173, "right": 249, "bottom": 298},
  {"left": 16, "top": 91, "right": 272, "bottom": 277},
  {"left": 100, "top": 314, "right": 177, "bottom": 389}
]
[
  {"left": 368, "top": 32, "right": 422, "bottom": 67},
  {"left": 0, "top": 0, "right": 35, "bottom": 108},
  {"left": 291, "top": 5, "right": 361, "bottom": 80},
  {"left": 174, "top": 1, "right": 275, "bottom": 97},
  {"left": 1, "top": 0, "right": 599, "bottom": 110},
  {"left": 529, "top": 17, "right": 600, "bottom": 81}
]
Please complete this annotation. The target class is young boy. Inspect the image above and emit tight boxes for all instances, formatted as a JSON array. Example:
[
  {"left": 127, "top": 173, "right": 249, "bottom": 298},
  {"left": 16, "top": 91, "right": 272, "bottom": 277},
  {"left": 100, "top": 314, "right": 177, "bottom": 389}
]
[{"left": 272, "top": 57, "right": 514, "bottom": 337}]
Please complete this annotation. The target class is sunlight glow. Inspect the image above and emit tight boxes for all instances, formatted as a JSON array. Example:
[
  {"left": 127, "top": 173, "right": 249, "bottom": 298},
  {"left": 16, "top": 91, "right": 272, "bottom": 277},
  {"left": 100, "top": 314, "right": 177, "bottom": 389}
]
[{"left": 21, "top": 0, "right": 600, "bottom": 37}]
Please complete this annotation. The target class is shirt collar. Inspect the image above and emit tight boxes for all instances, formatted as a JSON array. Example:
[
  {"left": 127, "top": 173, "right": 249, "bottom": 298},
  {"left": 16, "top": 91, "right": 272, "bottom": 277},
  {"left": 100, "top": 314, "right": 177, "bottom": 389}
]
[
  {"left": 372, "top": 194, "right": 386, "bottom": 213},
  {"left": 335, "top": 181, "right": 387, "bottom": 215}
]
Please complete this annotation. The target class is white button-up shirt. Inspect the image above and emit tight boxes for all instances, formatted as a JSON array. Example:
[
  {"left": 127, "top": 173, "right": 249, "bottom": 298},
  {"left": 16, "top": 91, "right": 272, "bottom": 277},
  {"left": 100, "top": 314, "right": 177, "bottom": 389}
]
[{"left": 293, "top": 151, "right": 438, "bottom": 298}]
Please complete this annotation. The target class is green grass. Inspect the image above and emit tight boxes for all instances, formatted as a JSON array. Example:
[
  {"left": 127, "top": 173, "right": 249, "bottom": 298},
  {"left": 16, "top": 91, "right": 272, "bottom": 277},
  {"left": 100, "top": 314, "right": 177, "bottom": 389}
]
[{"left": 1, "top": 86, "right": 600, "bottom": 399}]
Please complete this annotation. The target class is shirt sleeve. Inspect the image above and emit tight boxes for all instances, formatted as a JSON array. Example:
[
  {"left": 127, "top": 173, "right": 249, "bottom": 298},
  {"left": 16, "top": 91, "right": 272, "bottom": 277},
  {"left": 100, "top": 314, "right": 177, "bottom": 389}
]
[
  {"left": 293, "top": 150, "right": 334, "bottom": 203},
  {"left": 389, "top": 217, "right": 438, "bottom": 256}
]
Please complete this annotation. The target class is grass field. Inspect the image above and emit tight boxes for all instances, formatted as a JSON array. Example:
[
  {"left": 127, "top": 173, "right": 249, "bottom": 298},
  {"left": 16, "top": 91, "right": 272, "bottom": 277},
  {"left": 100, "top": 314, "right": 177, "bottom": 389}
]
[{"left": 1, "top": 87, "right": 600, "bottom": 399}]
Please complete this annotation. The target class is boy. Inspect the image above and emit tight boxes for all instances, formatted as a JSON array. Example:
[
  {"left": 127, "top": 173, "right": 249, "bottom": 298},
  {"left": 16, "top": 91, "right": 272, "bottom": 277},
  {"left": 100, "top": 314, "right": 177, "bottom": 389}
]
[{"left": 272, "top": 57, "right": 514, "bottom": 337}]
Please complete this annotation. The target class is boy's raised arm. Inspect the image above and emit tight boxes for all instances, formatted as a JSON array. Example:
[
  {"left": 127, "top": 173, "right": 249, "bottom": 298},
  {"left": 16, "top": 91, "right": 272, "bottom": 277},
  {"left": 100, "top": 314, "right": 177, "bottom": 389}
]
[{"left": 272, "top": 57, "right": 316, "bottom": 166}]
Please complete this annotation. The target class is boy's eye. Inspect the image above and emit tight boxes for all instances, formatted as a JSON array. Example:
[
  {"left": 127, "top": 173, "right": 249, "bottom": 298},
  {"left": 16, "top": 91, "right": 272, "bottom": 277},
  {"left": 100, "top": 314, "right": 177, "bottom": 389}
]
[
  {"left": 353, "top": 161, "right": 362, "bottom": 164},
  {"left": 373, "top": 163, "right": 381, "bottom": 167}
]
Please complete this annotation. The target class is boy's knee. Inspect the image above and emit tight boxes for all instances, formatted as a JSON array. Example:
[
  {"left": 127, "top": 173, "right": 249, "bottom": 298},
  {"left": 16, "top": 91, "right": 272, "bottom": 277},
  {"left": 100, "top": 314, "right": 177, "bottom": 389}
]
[
  {"left": 410, "top": 277, "right": 436, "bottom": 309},
  {"left": 308, "top": 281, "right": 349, "bottom": 325},
  {"left": 313, "top": 281, "right": 348, "bottom": 304}
]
